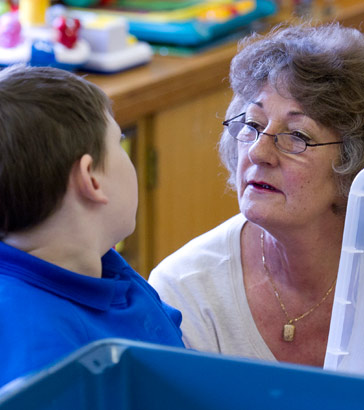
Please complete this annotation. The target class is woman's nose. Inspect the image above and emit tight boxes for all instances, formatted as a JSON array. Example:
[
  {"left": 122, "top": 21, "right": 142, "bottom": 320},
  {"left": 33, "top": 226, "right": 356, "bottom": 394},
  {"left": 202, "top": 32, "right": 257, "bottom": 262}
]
[{"left": 247, "top": 131, "right": 279, "bottom": 166}]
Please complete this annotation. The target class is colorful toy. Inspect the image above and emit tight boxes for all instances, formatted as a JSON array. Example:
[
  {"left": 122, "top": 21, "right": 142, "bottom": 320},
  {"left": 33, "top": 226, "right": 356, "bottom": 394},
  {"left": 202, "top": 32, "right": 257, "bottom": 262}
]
[
  {"left": 0, "top": 0, "right": 91, "bottom": 69},
  {"left": 0, "top": 0, "right": 152, "bottom": 73},
  {"left": 18, "top": 0, "right": 49, "bottom": 27},
  {"left": 62, "top": 0, "right": 277, "bottom": 47},
  {"left": 62, "top": 0, "right": 113, "bottom": 6},
  {"left": 53, "top": 15, "right": 81, "bottom": 48},
  {"left": 0, "top": 10, "right": 21, "bottom": 48},
  {"left": 121, "top": 0, "right": 277, "bottom": 47},
  {"left": 63, "top": 0, "right": 100, "bottom": 6},
  {"left": 56, "top": 7, "right": 152, "bottom": 73}
]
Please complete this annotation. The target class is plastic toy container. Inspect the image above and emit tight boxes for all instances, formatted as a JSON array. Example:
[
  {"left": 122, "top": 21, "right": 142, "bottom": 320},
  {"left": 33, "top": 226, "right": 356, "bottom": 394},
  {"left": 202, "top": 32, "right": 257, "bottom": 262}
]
[
  {"left": 2, "top": 338, "right": 364, "bottom": 409},
  {"left": 113, "top": 0, "right": 277, "bottom": 47},
  {"left": 325, "top": 168, "right": 364, "bottom": 375}
]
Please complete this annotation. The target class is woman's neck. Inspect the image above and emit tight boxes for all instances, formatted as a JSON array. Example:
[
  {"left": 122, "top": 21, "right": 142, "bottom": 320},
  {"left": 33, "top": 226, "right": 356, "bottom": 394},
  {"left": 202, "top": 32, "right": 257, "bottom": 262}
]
[{"left": 248, "top": 219, "right": 343, "bottom": 293}]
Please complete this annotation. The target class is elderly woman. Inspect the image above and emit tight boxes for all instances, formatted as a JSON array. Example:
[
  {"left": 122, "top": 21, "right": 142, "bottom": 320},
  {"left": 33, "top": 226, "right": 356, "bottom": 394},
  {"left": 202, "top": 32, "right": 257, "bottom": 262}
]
[{"left": 149, "top": 23, "right": 364, "bottom": 367}]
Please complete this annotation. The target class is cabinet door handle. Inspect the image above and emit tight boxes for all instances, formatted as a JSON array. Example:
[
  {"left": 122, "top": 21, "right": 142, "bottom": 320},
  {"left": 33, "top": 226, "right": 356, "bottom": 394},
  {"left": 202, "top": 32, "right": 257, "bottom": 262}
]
[{"left": 146, "top": 147, "right": 158, "bottom": 190}]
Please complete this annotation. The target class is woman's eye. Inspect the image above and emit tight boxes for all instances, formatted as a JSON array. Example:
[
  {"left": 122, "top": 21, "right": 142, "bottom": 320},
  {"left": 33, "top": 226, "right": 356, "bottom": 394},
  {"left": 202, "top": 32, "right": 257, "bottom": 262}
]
[
  {"left": 246, "top": 121, "right": 264, "bottom": 131},
  {"left": 291, "top": 131, "right": 311, "bottom": 142}
]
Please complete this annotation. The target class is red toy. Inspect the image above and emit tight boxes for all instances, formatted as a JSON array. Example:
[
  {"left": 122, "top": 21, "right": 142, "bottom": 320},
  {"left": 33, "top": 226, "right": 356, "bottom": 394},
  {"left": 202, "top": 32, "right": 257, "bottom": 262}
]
[{"left": 53, "top": 16, "right": 80, "bottom": 49}]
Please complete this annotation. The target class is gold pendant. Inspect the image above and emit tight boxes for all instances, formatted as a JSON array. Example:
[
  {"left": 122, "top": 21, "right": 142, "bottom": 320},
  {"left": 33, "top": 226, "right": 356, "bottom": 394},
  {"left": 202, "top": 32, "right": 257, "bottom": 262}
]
[{"left": 283, "top": 324, "right": 295, "bottom": 342}]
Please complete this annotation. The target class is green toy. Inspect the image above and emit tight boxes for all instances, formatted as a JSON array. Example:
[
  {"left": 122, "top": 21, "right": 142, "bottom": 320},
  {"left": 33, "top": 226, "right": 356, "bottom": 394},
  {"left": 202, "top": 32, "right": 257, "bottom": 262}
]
[
  {"left": 62, "top": 0, "right": 100, "bottom": 7},
  {"left": 117, "top": 1, "right": 201, "bottom": 11},
  {"left": 62, "top": 0, "right": 202, "bottom": 11}
]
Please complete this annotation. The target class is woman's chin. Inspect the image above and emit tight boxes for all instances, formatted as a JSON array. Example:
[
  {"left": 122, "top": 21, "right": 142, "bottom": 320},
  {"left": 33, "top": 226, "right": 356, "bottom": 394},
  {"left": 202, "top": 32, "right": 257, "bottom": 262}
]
[
  {"left": 241, "top": 207, "right": 268, "bottom": 226},
  {"left": 240, "top": 205, "right": 285, "bottom": 231}
]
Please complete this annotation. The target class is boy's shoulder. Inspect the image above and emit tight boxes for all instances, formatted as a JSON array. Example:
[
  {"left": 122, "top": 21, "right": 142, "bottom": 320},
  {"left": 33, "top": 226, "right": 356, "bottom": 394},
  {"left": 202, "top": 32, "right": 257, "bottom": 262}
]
[{"left": 0, "top": 245, "right": 184, "bottom": 387}]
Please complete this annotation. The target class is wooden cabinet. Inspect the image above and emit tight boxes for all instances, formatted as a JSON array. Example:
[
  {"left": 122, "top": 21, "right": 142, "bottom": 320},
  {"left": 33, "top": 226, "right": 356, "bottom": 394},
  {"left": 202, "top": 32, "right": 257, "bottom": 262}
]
[
  {"left": 150, "top": 87, "right": 239, "bottom": 267},
  {"left": 84, "top": 0, "right": 364, "bottom": 278},
  {"left": 114, "top": 82, "right": 239, "bottom": 278}
]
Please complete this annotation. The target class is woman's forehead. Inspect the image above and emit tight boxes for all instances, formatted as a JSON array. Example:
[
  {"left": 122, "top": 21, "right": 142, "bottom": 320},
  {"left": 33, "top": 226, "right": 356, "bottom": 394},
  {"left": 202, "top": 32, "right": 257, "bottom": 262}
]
[{"left": 240, "top": 84, "right": 301, "bottom": 115}]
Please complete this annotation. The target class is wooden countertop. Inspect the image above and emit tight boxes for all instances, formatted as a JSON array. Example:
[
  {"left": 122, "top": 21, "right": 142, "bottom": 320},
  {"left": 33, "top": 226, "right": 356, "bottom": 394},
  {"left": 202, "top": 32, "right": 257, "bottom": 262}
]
[{"left": 82, "top": 0, "right": 364, "bottom": 127}]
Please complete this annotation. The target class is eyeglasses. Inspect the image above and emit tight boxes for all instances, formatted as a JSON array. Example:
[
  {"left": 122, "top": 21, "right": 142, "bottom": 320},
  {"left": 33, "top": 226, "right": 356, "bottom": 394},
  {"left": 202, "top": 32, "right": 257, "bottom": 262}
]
[{"left": 222, "top": 112, "right": 343, "bottom": 154}]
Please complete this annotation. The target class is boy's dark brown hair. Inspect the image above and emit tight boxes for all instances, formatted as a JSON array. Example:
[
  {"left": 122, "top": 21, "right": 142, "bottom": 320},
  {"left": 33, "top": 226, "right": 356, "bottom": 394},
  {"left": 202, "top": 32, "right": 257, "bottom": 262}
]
[{"left": 0, "top": 64, "right": 112, "bottom": 237}]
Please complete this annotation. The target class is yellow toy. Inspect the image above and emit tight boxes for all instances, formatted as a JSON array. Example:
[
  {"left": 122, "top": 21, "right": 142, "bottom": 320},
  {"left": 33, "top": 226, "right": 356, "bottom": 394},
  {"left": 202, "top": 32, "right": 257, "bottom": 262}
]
[{"left": 18, "top": 0, "right": 50, "bottom": 27}]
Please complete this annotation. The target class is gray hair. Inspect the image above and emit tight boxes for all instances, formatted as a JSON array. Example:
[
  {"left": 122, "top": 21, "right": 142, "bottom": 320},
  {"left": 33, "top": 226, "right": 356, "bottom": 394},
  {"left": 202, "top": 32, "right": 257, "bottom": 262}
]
[{"left": 219, "top": 22, "right": 364, "bottom": 198}]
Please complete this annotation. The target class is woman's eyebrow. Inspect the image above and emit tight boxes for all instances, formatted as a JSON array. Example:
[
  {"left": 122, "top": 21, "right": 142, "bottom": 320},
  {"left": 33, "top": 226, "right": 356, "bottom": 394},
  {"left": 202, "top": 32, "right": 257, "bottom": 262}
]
[
  {"left": 249, "top": 101, "right": 307, "bottom": 118},
  {"left": 287, "top": 110, "right": 306, "bottom": 118}
]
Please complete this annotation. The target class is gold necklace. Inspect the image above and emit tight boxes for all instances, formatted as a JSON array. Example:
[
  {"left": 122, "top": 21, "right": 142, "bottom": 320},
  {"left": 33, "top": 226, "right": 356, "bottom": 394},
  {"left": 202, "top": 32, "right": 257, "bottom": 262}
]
[{"left": 260, "top": 230, "right": 337, "bottom": 342}]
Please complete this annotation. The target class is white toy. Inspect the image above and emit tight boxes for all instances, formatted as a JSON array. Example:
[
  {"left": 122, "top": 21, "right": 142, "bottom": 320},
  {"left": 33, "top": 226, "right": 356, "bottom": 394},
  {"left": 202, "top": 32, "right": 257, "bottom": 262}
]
[{"left": 49, "top": 7, "right": 153, "bottom": 73}]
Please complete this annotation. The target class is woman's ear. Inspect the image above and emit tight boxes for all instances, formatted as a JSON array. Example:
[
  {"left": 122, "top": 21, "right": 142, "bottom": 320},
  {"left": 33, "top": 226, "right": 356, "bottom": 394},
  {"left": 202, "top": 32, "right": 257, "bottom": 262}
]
[{"left": 72, "top": 154, "right": 109, "bottom": 204}]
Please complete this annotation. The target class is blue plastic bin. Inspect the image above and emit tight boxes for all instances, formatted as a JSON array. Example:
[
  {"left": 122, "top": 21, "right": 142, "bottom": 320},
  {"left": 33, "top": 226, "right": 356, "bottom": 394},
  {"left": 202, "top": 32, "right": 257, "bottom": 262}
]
[{"left": 1, "top": 338, "right": 364, "bottom": 409}]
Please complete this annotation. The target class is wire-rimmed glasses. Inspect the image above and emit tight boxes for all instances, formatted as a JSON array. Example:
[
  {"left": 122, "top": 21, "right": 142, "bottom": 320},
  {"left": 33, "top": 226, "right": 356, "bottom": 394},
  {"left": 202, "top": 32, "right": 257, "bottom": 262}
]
[{"left": 222, "top": 112, "right": 343, "bottom": 154}]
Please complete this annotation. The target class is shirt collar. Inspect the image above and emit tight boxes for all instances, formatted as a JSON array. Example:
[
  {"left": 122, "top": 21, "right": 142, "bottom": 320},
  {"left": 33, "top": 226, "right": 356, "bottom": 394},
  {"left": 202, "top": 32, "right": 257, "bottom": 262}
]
[{"left": 0, "top": 243, "right": 131, "bottom": 311}]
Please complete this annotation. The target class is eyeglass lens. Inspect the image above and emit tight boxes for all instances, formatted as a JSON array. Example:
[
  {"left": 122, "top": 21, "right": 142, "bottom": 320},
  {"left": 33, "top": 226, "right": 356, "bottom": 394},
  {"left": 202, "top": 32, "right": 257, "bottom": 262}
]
[{"left": 227, "top": 121, "right": 306, "bottom": 154}]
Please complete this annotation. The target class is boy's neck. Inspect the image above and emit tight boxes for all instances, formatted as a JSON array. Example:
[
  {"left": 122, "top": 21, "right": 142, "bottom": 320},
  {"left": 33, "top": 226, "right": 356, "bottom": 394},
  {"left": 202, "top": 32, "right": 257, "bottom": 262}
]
[
  {"left": 3, "top": 227, "right": 104, "bottom": 279},
  {"left": 31, "top": 245, "right": 104, "bottom": 278},
  {"left": 2, "top": 182, "right": 116, "bottom": 279}
]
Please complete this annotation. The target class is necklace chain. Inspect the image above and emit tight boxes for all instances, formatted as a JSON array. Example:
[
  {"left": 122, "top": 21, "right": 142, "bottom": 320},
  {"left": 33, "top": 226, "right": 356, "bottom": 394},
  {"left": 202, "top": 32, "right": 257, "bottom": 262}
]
[{"left": 260, "top": 230, "right": 337, "bottom": 341}]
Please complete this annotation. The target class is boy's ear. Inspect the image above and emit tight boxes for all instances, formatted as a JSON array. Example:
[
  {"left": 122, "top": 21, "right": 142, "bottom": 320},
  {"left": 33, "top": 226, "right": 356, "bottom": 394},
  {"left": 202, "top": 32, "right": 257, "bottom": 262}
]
[{"left": 72, "top": 154, "right": 109, "bottom": 204}]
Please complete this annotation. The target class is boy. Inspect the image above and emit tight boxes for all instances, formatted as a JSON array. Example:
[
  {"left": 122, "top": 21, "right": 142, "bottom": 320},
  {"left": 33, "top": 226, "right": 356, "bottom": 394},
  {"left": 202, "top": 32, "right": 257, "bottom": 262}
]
[{"left": 0, "top": 64, "right": 184, "bottom": 387}]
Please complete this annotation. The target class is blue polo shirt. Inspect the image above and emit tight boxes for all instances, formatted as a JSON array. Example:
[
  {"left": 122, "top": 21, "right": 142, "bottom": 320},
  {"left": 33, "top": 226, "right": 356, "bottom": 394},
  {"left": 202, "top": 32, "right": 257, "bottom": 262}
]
[{"left": 0, "top": 242, "right": 184, "bottom": 387}]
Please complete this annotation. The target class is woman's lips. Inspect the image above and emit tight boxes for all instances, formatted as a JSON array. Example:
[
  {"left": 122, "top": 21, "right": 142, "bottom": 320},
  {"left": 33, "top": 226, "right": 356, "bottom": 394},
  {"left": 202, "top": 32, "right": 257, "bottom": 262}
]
[{"left": 248, "top": 181, "right": 280, "bottom": 192}]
